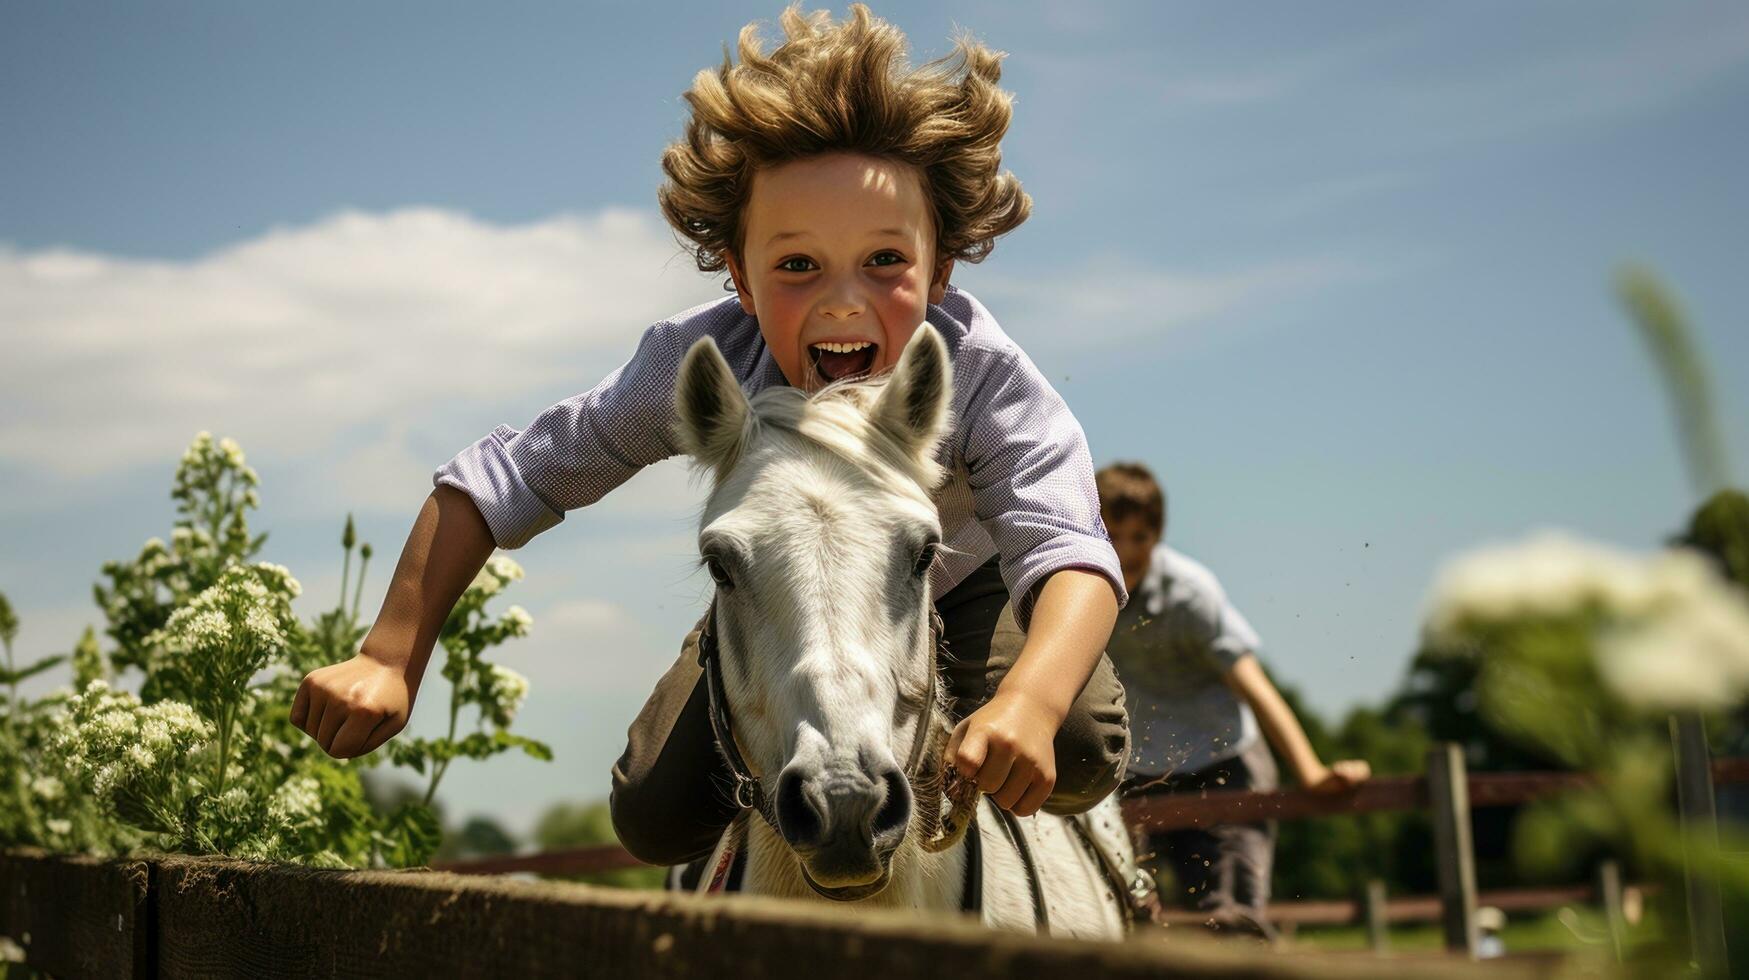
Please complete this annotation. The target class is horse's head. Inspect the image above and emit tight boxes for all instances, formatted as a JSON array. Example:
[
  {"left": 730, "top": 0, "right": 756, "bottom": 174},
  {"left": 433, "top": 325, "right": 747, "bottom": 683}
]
[{"left": 675, "top": 324, "right": 952, "bottom": 896}]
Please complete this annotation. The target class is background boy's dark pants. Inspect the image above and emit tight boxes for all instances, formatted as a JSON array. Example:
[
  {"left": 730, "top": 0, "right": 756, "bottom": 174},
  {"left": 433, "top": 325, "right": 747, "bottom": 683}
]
[
  {"left": 610, "top": 557, "right": 1132, "bottom": 866},
  {"left": 1123, "top": 738, "right": 1279, "bottom": 938}
]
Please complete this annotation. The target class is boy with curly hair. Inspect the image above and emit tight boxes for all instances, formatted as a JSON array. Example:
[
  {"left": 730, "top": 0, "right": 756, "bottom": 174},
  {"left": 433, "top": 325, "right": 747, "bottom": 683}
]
[{"left": 290, "top": 3, "right": 1132, "bottom": 868}]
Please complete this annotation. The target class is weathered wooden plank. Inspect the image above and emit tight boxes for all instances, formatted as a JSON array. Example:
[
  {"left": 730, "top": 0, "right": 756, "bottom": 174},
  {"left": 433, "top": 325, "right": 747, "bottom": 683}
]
[
  {"left": 0, "top": 847, "right": 149, "bottom": 979},
  {"left": 151, "top": 854, "right": 1524, "bottom": 979}
]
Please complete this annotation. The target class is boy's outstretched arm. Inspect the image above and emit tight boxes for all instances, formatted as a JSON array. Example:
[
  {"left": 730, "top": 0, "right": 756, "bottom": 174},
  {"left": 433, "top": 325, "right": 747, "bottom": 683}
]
[
  {"left": 290, "top": 484, "right": 496, "bottom": 759},
  {"left": 946, "top": 568, "right": 1118, "bottom": 817},
  {"left": 1226, "top": 654, "right": 1371, "bottom": 792}
]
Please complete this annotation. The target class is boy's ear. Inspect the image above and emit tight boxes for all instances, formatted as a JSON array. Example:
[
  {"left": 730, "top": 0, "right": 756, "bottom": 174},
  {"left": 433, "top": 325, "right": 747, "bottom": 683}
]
[
  {"left": 723, "top": 252, "right": 757, "bottom": 316},
  {"left": 927, "top": 258, "right": 955, "bottom": 305},
  {"left": 674, "top": 337, "right": 750, "bottom": 472},
  {"left": 872, "top": 323, "right": 952, "bottom": 462}
]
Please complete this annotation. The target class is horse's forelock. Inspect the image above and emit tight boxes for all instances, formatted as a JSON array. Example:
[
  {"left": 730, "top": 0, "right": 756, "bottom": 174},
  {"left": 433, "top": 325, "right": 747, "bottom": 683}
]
[{"left": 741, "top": 380, "right": 947, "bottom": 498}]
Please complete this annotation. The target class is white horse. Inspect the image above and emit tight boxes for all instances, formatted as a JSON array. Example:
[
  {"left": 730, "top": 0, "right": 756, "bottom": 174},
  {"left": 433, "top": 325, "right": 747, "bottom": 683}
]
[{"left": 672, "top": 324, "right": 1139, "bottom": 937}]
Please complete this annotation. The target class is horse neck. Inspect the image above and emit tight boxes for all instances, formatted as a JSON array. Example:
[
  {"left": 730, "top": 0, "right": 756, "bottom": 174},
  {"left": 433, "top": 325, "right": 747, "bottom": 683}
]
[{"left": 741, "top": 817, "right": 967, "bottom": 911}]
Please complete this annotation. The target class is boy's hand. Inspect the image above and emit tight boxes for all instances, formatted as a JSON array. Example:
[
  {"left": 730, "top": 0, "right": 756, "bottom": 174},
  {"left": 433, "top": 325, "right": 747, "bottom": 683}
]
[
  {"left": 1304, "top": 758, "right": 1372, "bottom": 794},
  {"left": 944, "top": 690, "right": 1061, "bottom": 817},
  {"left": 290, "top": 654, "right": 413, "bottom": 759}
]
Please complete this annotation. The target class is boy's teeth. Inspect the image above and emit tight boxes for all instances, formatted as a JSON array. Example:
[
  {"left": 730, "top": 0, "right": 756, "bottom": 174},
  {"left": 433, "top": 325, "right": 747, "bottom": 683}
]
[{"left": 811, "top": 341, "right": 873, "bottom": 354}]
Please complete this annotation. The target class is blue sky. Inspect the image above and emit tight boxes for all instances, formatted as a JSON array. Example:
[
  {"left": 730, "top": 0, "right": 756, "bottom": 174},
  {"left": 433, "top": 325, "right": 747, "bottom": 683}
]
[{"left": 4, "top": 1, "right": 1747, "bottom": 836}]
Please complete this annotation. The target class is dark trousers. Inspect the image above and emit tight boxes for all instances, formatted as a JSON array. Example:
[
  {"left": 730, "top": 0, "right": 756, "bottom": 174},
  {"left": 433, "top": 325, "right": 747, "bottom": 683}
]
[
  {"left": 609, "top": 557, "right": 1132, "bottom": 866},
  {"left": 1123, "top": 738, "right": 1279, "bottom": 936}
]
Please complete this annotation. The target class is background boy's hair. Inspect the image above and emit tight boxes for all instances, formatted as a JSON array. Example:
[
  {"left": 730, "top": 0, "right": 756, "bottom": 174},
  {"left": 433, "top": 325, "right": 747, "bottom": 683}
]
[
  {"left": 1096, "top": 461, "right": 1167, "bottom": 535},
  {"left": 658, "top": 2, "right": 1030, "bottom": 275}
]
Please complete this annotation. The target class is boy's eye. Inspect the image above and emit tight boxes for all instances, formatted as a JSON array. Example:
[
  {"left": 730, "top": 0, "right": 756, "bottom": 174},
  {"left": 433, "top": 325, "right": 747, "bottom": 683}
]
[
  {"left": 777, "top": 257, "right": 816, "bottom": 273},
  {"left": 868, "top": 251, "right": 905, "bottom": 267}
]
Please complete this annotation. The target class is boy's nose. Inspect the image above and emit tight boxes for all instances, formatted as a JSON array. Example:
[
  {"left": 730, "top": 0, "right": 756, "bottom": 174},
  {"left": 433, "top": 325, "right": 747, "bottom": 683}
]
[{"left": 817, "top": 286, "right": 866, "bottom": 321}]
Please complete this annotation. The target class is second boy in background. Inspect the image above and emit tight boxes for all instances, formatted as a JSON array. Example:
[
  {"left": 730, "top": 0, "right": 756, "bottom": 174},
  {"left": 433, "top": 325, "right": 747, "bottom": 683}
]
[{"left": 1097, "top": 461, "right": 1371, "bottom": 939}]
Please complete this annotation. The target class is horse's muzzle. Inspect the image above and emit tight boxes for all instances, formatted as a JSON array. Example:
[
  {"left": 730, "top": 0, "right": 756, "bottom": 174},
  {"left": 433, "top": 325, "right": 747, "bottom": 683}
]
[{"left": 776, "top": 761, "right": 913, "bottom": 891}]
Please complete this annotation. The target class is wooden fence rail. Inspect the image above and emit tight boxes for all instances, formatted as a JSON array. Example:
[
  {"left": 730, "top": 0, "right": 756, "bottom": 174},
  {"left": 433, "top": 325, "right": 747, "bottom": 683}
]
[
  {"left": 434, "top": 756, "right": 1749, "bottom": 878},
  {"left": 0, "top": 850, "right": 1531, "bottom": 980}
]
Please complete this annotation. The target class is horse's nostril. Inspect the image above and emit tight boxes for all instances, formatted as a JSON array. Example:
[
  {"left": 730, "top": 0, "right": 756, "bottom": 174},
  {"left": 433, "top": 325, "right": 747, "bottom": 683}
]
[
  {"left": 775, "top": 768, "right": 824, "bottom": 849},
  {"left": 870, "top": 768, "right": 912, "bottom": 847}
]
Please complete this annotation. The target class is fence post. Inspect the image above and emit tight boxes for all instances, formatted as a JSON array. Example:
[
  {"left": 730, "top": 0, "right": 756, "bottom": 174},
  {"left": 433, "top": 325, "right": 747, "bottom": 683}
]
[
  {"left": 1426, "top": 743, "right": 1478, "bottom": 957},
  {"left": 1596, "top": 859, "right": 1625, "bottom": 963},
  {"left": 1670, "top": 712, "right": 1729, "bottom": 976},
  {"left": 1363, "top": 878, "right": 1390, "bottom": 955}
]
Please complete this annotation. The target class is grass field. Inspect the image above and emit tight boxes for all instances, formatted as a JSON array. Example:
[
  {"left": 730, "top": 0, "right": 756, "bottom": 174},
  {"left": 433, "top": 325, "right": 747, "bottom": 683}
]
[{"left": 1285, "top": 904, "right": 1673, "bottom": 957}]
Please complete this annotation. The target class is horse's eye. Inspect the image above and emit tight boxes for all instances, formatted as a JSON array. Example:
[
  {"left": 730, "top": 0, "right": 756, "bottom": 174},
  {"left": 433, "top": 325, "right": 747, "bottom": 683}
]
[
  {"left": 706, "top": 556, "right": 734, "bottom": 589},
  {"left": 912, "top": 542, "right": 939, "bottom": 579}
]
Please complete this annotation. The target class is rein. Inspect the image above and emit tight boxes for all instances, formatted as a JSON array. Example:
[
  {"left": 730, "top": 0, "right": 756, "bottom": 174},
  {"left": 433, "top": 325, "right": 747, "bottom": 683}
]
[{"left": 694, "top": 599, "right": 978, "bottom": 878}]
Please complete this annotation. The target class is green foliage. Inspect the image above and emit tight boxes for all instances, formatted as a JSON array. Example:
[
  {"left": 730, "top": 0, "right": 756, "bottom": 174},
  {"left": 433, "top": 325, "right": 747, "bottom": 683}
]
[
  {"left": 1676, "top": 489, "right": 1749, "bottom": 596},
  {"left": 1269, "top": 682, "right": 1436, "bottom": 901},
  {"left": 533, "top": 800, "right": 665, "bottom": 889},
  {"left": 0, "top": 430, "right": 548, "bottom": 871},
  {"left": 1617, "top": 265, "right": 1733, "bottom": 497}
]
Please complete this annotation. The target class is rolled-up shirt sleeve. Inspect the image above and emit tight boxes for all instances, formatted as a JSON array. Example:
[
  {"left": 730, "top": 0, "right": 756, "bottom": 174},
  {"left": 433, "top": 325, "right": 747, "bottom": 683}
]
[
  {"left": 433, "top": 321, "right": 684, "bottom": 550},
  {"left": 960, "top": 347, "right": 1128, "bottom": 630}
]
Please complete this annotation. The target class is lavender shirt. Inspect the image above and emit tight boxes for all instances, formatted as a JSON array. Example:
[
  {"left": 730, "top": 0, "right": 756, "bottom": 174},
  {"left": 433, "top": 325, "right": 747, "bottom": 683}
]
[{"left": 432, "top": 284, "right": 1126, "bottom": 628}]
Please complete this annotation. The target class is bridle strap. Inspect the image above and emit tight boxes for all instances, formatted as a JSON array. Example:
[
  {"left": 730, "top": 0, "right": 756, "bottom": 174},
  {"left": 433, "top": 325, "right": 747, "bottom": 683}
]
[
  {"left": 696, "top": 600, "right": 945, "bottom": 834},
  {"left": 697, "top": 603, "right": 775, "bottom": 823}
]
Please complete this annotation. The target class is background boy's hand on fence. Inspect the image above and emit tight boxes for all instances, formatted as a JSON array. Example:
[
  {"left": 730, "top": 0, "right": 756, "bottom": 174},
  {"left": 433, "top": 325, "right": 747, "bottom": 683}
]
[
  {"left": 1306, "top": 758, "right": 1372, "bottom": 794},
  {"left": 290, "top": 653, "right": 413, "bottom": 759}
]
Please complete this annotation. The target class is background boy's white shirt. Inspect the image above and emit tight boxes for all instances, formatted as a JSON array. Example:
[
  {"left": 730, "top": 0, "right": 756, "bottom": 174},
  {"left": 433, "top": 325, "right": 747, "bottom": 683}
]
[{"left": 1108, "top": 544, "right": 1263, "bottom": 776}]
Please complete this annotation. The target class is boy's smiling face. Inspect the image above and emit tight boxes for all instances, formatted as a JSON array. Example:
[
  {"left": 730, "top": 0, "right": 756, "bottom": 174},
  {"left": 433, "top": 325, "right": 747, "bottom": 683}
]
[{"left": 724, "top": 152, "right": 953, "bottom": 391}]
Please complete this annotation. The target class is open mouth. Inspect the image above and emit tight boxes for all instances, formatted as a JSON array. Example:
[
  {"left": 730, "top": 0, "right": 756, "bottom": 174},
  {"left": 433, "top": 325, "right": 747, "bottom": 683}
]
[
  {"left": 808, "top": 341, "right": 879, "bottom": 384},
  {"left": 799, "top": 861, "right": 894, "bottom": 902}
]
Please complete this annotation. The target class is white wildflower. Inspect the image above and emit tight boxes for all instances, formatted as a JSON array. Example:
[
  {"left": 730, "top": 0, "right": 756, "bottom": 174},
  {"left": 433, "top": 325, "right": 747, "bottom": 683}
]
[
  {"left": 1597, "top": 578, "right": 1749, "bottom": 710},
  {"left": 268, "top": 775, "right": 323, "bottom": 826},
  {"left": 31, "top": 776, "right": 64, "bottom": 802},
  {"left": 487, "top": 556, "right": 525, "bottom": 582},
  {"left": 468, "top": 570, "right": 502, "bottom": 598},
  {"left": 486, "top": 665, "right": 530, "bottom": 723},
  {"left": 1423, "top": 532, "right": 1662, "bottom": 634},
  {"left": 45, "top": 819, "right": 71, "bottom": 837},
  {"left": 502, "top": 605, "right": 533, "bottom": 638},
  {"left": 219, "top": 437, "right": 246, "bottom": 468},
  {"left": 1424, "top": 530, "right": 1749, "bottom": 711}
]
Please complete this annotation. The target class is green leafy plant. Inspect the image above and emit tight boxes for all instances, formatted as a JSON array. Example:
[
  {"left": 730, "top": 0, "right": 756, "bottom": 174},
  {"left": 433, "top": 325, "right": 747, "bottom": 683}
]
[{"left": 0, "top": 430, "right": 549, "bottom": 869}]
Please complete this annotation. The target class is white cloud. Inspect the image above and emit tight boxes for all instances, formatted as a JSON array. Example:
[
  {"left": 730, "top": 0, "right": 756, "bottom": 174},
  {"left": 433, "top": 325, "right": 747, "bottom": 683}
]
[
  {"left": 966, "top": 254, "right": 1369, "bottom": 350},
  {"left": 0, "top": 206, "right": 723, "bottom": 487},
  {"left": 499, "top": 596, "right": 676, "bottom": 697}
]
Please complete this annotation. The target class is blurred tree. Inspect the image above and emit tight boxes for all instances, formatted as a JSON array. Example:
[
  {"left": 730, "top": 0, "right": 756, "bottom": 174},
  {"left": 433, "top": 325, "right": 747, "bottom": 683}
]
[
  {"left": 533, "top": 800, "right": 664, "bottom": 889},
  {"left": 453, "top": 816, "right": 517, "bottom": 858},
  {"left": 1269, "top": 678, "right": 1437, "bottom": 901}
]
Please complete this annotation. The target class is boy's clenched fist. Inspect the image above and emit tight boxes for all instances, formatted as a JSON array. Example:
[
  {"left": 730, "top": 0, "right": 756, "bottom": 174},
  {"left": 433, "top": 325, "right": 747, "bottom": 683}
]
[{"left": 290, "top": 654, "right": 413, "bottom": 759}]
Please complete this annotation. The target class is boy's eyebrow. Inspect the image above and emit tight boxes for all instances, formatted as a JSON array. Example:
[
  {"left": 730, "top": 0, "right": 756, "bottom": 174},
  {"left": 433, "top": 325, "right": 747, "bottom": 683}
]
[{"left": 764, "top": 227, "right": 912, "bottom": 246}]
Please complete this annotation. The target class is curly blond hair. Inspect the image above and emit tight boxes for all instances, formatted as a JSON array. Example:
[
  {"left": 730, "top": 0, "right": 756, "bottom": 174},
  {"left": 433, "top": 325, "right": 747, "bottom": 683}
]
[{"left": 658, "top": 3, "right": 1031, "bottom": 275}]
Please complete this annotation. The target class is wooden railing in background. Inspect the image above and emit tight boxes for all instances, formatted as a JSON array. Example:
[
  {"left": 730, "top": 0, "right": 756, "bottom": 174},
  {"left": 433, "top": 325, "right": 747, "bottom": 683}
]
[
  {"left": 433, "top": 753, "right": 1748, "bottom": 962},
  {"left": 435, "top": 756, "right": 1749, "bottom": 877}
]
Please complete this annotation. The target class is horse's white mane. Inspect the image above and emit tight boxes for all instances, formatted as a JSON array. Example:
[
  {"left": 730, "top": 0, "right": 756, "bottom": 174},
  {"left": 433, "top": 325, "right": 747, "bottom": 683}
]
[{"left": 702, "top": 376, "right": 950, "bottom": 498}]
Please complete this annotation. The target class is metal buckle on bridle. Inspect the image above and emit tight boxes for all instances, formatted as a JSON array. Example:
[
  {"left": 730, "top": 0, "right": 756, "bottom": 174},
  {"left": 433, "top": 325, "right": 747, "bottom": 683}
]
[
  {"left": 1128, "top": 868, "right": 1158, "bottom": 905},
  {"left": 730, "top": 773, "right": 760, "bottom": 811}
]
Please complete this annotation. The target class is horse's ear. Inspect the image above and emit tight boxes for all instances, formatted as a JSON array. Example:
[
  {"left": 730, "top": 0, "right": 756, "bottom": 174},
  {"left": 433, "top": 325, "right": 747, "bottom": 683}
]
[
  {"left": 674, "top": 337, "right": 749, "bottom": 470},
  {"left": 873, "top": 322, "right": 952, "bottom": 461}
]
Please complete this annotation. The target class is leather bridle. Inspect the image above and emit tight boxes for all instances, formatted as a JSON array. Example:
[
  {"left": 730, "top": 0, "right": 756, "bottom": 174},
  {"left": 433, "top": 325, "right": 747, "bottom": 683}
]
[{"left": 694, "top": 598, "right": 976, "bottom": 898}]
